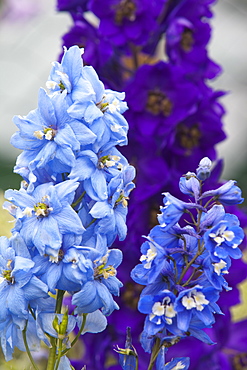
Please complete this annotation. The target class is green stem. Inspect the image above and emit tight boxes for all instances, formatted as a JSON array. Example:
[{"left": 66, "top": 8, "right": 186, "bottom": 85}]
[
  {"left": 54, "top": 338, "right": 63, "bottom": 370},
  {"left": 135, "top": 356, "right": 139, "bottom": 370},
  {"left": 22, "top": 322, "right": 40, "bottom": 370},
  {"left": 56, "top": 290, "right": 65, "bottom": 314},
  {"left": 86, "top": 218, "right": 96, "bottom": 229},
  {"left": 147, "top": 338, "right": 161, "bottom": 370},
  {"left": 47, "top": 337, "right": 57, "bottom": 370},
  {"left": 71, "top": 191, "right": 86, "bottom": 209},
  {"left": 177, "top": 247, "right": 202, "bottom": 285},
  {"left": 61, "top": 313, "right": 88, "bottom": 357},
  {"left": 182, "top": 267, "right": 201, "bottom": 287}
]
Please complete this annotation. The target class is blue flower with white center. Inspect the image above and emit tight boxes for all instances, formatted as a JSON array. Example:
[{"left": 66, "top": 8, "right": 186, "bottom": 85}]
[
  {"left": 174, "top": 285, "right": 221, "bottom": 332},
  {"left": 11, "top": 88, "right": 96, "bottom": 179},
  {"left": 72, "top": 248, "right": 123, "bottom": 316},
  {"left": 0, "top": 234, "right": 49, "bottom": 329},
  {"left": 163, "top": 357, "right": 190, "bottom": 370},
  {"left": 203, "top": 255, "right": 231, "bottom": 290},
  {"left": 89, "top": 164, "right": 135, "bottom": 241},
  {"left": 138, "top": 290, "right": 177, "bottom": 336},
  {"left": 131, "top": 237, "right": 169, "bottom": 285},
  {"left": 203, "top": 213, "right": 244, "bottom": 259},
  {"left": 4, "top": 180, "right": 85, "bottom": 258},
  {"left": 69, "top": 147, "right": 127, "bottom": 201},
  {"left": 200, "top": 179, "right": 244, "bottom": 205}
]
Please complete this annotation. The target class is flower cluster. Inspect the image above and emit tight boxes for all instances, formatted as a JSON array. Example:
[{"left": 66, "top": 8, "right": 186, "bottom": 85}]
[
  {"left": 130, "top": 158, "right": 244, "bottom": 369},
  {"left": 1, "top": 45, "right": 135, "bottom": 368},
  {"left": 55, "top": 1, "right": 247, "bottom": 368}
]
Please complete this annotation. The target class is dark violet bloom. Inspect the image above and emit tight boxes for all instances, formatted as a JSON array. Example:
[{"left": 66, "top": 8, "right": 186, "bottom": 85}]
[
  {"left": 56, "top": 0, "right": 89, "bottom": 12},
  {"left": 89, "top": 0, "right": 166, "bottom": 50},
  {"left": 0, "top": 234, "right": 49, "bottom": 329},
  {"left": 200, "top": 180, "right": 244, "bottom": 205},
  {"left": 174, "top": 285, "right": 221, "bottom": 332},
  {"left": 72, "top": 248, "right": 123, "bottom": 316},
  {"left": 163, "top": 86, "right": 226, "bottom": 176},
  {"left": 4, "top": 181, "right": 84, "bottom": 258},
  {"left": 124, "top": 62, "right": 199, "bottom": 144},
  {"left": 204, "top": 214, "right": 244, "bottom": 260},
  {"left": 165, "top": 15, "right": 220, "bottom": 80},
  {"left": 60, "top": 17, "right": 115, "bottom": 87}
]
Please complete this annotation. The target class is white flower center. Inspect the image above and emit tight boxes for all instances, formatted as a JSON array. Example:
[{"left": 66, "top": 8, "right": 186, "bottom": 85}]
[
  {"left": 209, "top": 224, "right": 235, "bottom": 246},
  {"left": 150, "top": 297, "right": 176, "bottom": 325},
  {"left": 182, "top": 290, "right": 209, "bottom": 311},
  {"left": 140, "top": 242, "right": 157, "bottom": 269},
  {"left": 213, "top": 259, "right": 229, "bottom": 275}
]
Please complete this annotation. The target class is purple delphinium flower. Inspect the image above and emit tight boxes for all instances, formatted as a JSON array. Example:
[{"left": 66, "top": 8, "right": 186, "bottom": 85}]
[
  {"left": 165, "top": 1, "right": 221, "bottom": 80},
  {"left": 89, "top": 0, "right": 167, "bottom": 51},
  {"left": 57, "top": 0, "right": 89, "bottom": 12},
  {"left": 124, "top": 62, "right": 199, "bottom": 144}
]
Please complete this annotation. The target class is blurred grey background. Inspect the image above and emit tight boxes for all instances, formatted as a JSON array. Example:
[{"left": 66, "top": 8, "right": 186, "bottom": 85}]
[{"left": 0, "top": 0, "right": 246, "bottom": 191}]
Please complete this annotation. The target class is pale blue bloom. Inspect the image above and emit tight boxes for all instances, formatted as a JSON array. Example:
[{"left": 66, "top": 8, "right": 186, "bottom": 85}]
[
  {"left": 196, "top": 157, "right": 212, "bottom": 180},
  {"left": 72, "top": 248, "right": 123, "bottom": 316},
  {"left": 200, "top": 180, "right": 244, "bottom": 205},
  {"left": 0, "top": 234, "right": 49, "bottom": 329},
  {"left": 11, "top": 88, "right": 96, "bottom": 179},
  {"left": 4, "top": 181, "right": 85, "bottom": 258}
]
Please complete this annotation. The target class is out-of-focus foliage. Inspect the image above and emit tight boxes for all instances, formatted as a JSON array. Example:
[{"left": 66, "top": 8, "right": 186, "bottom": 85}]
[{"left": 0, "top": 191, "right": 13, "bottom": 237}]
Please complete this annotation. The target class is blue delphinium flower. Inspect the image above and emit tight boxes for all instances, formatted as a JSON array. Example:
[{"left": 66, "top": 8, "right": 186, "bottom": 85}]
[
  {"left": 89, "top": 164, "right": 135, "bottom": 241},
  {"left": 204, "top": 214, "right": 244, "bottom": 260},
  {"left": 174, "top": 285, "right": 221, "bottom": 332},
  {"left": 4, "top": 180, "right": 85, "bottom": 258},
  {"left": 11, "top": 88, "right": 96, "bottom": 182},
  {"left": 131, "top": 157, "right": 245, "bottom": 367},
  {"left": 46, "top": 45, "right": 129, "bottom": 151},
  {"left": 69, "top": 146, "right": 128, "bottom": 201},
  {"left": 200, "top": 179, "right": 244, "bottom": 205},
  {"left": 0, "top": 233, "right": 50, "bottom": 329},
  {"left": 72, "top": 247, "right": 123, "bottom": 316}
]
